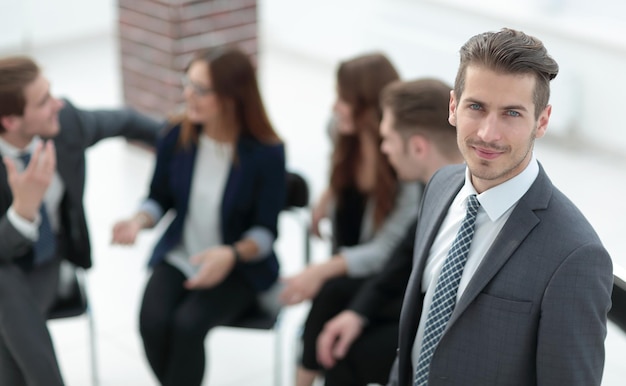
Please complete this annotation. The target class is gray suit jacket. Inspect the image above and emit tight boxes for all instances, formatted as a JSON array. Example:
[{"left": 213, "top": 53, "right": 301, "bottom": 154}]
[{"left": 389, "top": 163, "right": 613, "bottom": 386}]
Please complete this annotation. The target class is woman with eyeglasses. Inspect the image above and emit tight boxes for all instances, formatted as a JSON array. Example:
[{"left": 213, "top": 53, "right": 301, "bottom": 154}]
[{"left": 111, "top": 47, "right": 286, "bottom": 386}]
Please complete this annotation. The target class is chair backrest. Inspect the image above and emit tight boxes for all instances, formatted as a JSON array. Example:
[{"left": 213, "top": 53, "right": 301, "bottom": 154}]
[
  {"left": 610, "top": 265, "right": 626, "bottom": 332},
  {"left": 285, "top": 171, "right": 309, "bottom": 210},
  {"left": 284, "top": 171, "right": 311, "bottom": 266},
  {"left": 229, "top": 171, "right": 310, "bottom": 330},
  {"left": 48, "top": 261, "right": 88, "bottom": 320}
]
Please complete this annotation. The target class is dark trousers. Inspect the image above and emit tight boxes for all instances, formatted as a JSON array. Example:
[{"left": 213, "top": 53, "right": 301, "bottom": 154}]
[
  {"left": 301, "top": 276, "right": 399, "bottom": 386},
  {"left": 324, "top": 323, "right": 398, "bottom": 386},
  {"left": 301, "top": 276, "right": 366, "bottom": 370},
  {"left": 139, "top": 262, "right": 256, "bottom": 386},
  {"left": 0, "top": 258, "right": 63, "bottom": 386}
]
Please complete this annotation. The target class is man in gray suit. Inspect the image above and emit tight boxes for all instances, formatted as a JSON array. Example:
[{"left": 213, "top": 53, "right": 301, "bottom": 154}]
[
  {"left": 0, "top": 56, "right": 162, "bottom": 386},
  {"left": 389, "top": 28, "right": 613, "bottom": 386}
]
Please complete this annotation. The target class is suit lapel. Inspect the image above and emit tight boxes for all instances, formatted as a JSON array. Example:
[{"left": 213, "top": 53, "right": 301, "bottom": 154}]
[
  {"left": 412, "top": 172, "right": 464, "bottom": 298},
  {"left": 221, "top": 137, "right": 249, "bottom": 230},
  {"left": 448, "top": 166, "right": 552, "bottom": 326},
  {"left": 54, "top": 141, "right": 77, "bottom": 198},
  {"left": 221, "top": 161, "right": 240, "bottom": 229},
  {"left": 397, "top": 165, "right": 465, "bottom": 384},
  {"left": 170, "top": 146, "right": 196, "bottom": 221},
  {"left": 449, "top": 200, "right": 539, "bottom": 325}
]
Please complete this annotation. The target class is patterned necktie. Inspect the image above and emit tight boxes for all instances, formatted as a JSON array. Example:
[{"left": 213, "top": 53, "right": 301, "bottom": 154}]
[
  {"left": 19, "top": 152, "right": 57, "bottom": 265},
  {"left": 414, "top": 194, "right": 481, "bottom": 385}
]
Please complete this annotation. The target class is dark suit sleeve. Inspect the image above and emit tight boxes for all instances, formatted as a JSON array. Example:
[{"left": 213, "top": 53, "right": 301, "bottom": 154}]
[
  {"left": 0, "top": 168, "right": 33, "bottom": 262},
  {"left": 537, "top": 243, "right": 613, "bottom": 386},
  {"left": 59, "top": 99, "right": 164, "bottom": 148},
  {"left": 348, "top": 220, "right": 417, "bottom": 320},
  {"left": 0, "top": 217, "right": 32, "bottom": 263},
  {"left": 145, "top": 127, "right": 179, "bottom": 214}
]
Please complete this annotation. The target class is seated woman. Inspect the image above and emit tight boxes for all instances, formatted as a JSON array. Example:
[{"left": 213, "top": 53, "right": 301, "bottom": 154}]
[
  {"left": 111, "top": 47, "right": 286, "bottom": 386},
  {"left": 279, "top": 53, "right": 419, "bottom": 386}
]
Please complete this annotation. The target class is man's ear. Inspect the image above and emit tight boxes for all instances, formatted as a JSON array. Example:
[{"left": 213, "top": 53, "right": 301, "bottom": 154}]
[
  {"left": 0, "top": 115, "right": 21, "bottom": 133},
  {"left": 448, "top": 90, "right": 457, "bottom": 126},
  {"left": 535, "top": 104, "right": 551, "bottom": 139},
  {"left": 408, "top": 134, "right": 428, "bottom": 158}
]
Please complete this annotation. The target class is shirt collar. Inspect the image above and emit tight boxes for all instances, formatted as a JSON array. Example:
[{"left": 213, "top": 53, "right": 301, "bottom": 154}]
[
  {"left": 460, "top": 154, "right": 539, "bottom": 221},
  {"left": 0, "top": 136, "right": 41, "bottom": 158}
]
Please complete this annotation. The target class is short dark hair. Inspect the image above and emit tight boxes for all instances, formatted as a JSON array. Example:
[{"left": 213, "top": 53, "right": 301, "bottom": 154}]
[
  {"left": 381, "top": 78, "right": 458, "bottom": 158},
  {"left": 0, "top": 56, "right": 40, "bottom": 132},
  {"left": 454, "top": 28, "right": 559, "bottom": 119}
]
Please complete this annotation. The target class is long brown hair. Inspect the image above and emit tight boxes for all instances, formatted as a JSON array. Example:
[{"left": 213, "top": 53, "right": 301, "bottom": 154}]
[
  {"left": 330, "top": 53, "right": 400, "bottom": 229},
  {"left": 0, "top": 56, "right": 40, "bottom": 133},
  {"left": 176, "top": 47, "right": 280, "bottom": 147}
]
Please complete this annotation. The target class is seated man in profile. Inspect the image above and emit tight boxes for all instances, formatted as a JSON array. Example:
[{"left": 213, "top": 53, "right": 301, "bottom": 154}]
[{"left": 316, "top": 78, "right": 463, "bottom": 385}]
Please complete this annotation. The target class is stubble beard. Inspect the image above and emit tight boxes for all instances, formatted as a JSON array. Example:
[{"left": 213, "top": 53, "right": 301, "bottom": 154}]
[{"left": 463, "top": 129, "right": 537, "bottom": 184}]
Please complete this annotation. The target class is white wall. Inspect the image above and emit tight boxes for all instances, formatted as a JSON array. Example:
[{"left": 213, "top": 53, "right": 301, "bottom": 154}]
[
  {"left": 260, "top": 0, "right": 626, "bottom": 154},
  {"left": 2, "top": 0, "right": 625, "bottom": 154},
  {"left": 0, "top": 0, "right": 116, "bottom": 53}
]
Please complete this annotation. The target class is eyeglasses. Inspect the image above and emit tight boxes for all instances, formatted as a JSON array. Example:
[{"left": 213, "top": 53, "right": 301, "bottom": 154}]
[{"left": 181, "top": 76, "right": 214, "bottom": 96}]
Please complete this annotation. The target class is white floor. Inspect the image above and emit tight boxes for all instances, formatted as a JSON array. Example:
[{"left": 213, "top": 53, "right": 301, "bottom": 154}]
[{"left": 24, "top": 26, "right": 626, "bottom": 386}]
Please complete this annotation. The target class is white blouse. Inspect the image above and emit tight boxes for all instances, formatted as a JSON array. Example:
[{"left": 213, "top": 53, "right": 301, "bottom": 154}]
[{"left": 166, "top": 133, "right": 233, "bottom": 278}]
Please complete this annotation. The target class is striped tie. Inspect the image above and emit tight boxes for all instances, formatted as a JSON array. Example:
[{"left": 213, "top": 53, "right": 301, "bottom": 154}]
[
  {"left": 19, "top": 152, "right": 57, "bottom": 265},
  {"left": 414, "top": 194, "right": 480, "bottom": 385}
]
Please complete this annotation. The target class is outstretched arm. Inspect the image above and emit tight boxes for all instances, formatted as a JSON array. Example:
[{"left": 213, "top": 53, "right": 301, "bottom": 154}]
[{"left": 59, "top": 99, "right": 163, "bottom": 149}]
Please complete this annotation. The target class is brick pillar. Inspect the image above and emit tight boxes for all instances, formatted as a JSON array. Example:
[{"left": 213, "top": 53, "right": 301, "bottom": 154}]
[{"left": 118, "top": 0, "right": 258, "bottom": 118}]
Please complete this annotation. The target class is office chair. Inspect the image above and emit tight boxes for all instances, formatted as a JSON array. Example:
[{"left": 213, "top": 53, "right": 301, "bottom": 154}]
[
  {"left": 47, "top": 260, "right": 99, "bottom": 386},
  {"left": 609, "top": 264, "right": 626, "bottom": 332},
  {"left": 221, "top": 171, "right": 310, "bottom": 386}
]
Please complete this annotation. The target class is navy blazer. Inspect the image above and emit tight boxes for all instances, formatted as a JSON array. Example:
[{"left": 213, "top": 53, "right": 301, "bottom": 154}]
[{"left": 146, "top": 124, "right": 286, "bottom": 292}]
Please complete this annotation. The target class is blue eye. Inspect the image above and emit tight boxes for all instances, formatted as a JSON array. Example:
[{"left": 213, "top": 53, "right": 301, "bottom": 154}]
[
  {"left": 506, "top": 110, "right": 521, "bottom": 117},
  {"left": 469, "top": 103, "right": 481, "bottom": 110}
]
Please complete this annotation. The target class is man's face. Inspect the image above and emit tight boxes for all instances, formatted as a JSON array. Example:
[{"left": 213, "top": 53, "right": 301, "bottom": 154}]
[
  {"left": 380, "top": 107, "right": 419, "bottom": 181},
  {"left": 17, "top": 74, "right": 64, "bottom": 141},
  {"left": 449, "top": 66, "right": 551, "bottom": 193}
]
